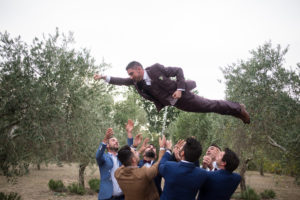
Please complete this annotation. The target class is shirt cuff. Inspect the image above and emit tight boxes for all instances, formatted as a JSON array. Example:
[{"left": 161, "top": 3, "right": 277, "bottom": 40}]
[
  {"left": 105, "top": 76, "right": 111, "bottom": 83},
  {"left": 177, "top": 88, "right": 185, "bottom": 91}
]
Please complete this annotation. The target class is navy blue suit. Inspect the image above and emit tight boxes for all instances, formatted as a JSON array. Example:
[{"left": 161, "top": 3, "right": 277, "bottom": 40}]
[
  {"left": 198, "top": 169, "right": 241, "bottom": 200},
  {"left": 159, "top": 152, "right": 208, "bottom": 200},
  {"left": 138, "top": 160, "right": 163, "bottom": 196}
]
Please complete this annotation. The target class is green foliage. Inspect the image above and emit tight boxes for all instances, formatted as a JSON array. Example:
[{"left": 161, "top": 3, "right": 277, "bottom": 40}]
[
  {"left": 0, "top": 192, "right": 22, "bottom": 200},
  {"left": 240, "top": 187, "right": 261, "bottom": 200},
  {"left": 0, "top": 28, "right": 115, "bottom": 188},
  {"left": 168, "top": 111, "right": 212, "bottom": 146},
  {"left": 67, "top": 182, "right": 85, "bottom": 195},
  {"left": 220, "top": 41, "right": 300, "bottom": 182},
  {"left": 263, "top": 159, "right": 283, "bottom": 175},
  {"left": 48, "top": 179, "right": 66, "bottom": 192},
  {"left": 88, "top": 178, "right": 100, "bottom": 193},
  {"left": 260, "top": 189, "right": 276, "bottom": 199}
]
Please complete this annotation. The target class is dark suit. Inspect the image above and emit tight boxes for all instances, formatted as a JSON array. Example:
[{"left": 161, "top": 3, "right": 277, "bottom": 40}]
[
  {"left": 198, "top": 169, "right": 241, "bottom": 200},
  {"left": 138, "top": 160, "right": 163, "bottom": 196},
  {"left": 109, "top": 63, "right": 241, "bottom": 117},
  {"left": 159, "top": 152, "right": 208, "bottom": 200}
]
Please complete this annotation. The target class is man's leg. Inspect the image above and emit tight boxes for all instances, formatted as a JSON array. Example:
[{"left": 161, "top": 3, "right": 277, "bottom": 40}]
[{"left": 175, "top": 94, "right": 250, "bottom": 123}]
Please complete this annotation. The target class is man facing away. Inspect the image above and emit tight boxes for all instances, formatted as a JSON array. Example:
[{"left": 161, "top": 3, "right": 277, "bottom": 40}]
[
  {"left": 114, "top": 136, "right": 167, "bottom": 200},
  {"left": 159, "top": 137, "right": 208, "bottom": 200},
  {"left": 198, "top": 148, "right": 241, "bottom": 200},
  {"left": 94, "top": 61, "right": 250, "bottom": 124}
]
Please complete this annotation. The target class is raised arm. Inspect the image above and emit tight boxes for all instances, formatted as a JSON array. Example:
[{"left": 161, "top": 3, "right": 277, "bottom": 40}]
[
  {"left": 96, "top": 128, "right": 113, "bottom": 165},
  {"left": 145, "top": 135, "right": 166, "bottom": 180},
  {"left": 126, "top": 119, "right": 134, "bottom": 146}
]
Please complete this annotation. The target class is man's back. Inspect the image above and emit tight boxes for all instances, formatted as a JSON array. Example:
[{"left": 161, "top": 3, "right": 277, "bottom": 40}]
[
  {"left": 159, "top": 158, "right": 208, "bottom": 200},
  {"left": 198, "top": 169, "right": 241, "bottom": 200},
  {"left": 115, "top": 165, "right": 159, "bottom": 200}
]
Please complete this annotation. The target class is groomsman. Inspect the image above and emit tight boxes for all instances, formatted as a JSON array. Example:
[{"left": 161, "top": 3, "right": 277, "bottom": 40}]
[
  {"left": 114, "top": 136, "right": 166, "bottom": 200},
  {"left": 198, "top": 148, "right": 241, "bottom": 200},
  {"left": 159, "top": 137, "right": 208, "bottom": 200}
]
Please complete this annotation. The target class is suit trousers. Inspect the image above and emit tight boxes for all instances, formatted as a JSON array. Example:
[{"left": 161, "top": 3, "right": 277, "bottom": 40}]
[{"left": 175, "top": 93, "right": 241, "bottom": 116}]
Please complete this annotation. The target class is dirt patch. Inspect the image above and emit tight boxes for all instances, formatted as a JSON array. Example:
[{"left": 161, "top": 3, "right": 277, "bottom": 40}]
[
  {"left": 0, "top": 164, "right": 299, "bottom": 200},
  {"left": 0, "top": 163, "right": 99, "bottom": 200}
]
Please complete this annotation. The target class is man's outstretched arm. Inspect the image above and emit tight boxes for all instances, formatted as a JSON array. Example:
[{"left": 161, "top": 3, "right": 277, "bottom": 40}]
[{"left": 94, "top": 73, "right": 134, "bottom": 86}]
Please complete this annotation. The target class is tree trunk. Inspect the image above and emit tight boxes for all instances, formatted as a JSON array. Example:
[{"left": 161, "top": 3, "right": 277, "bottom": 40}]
[
  {"left": 37, "top": 163, "right": 40, "bottom": 170},
  {"left": 239, "top": 158, "right": 251, "bottom": 192},
  {"left": 259, "top": 159, "right": 264, "bottom": 176},
  {"left": 79, "top": 163, "right": 88, "bottom": 188}
]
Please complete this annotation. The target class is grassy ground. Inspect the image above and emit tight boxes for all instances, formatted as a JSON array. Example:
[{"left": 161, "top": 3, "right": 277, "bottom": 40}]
[{"left": 0, "top": 163, "right": 299, "bottom": 200}]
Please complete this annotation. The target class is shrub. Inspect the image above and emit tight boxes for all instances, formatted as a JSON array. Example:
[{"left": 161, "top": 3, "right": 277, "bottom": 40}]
[
  {"left": 48, "top": 179, "right": 66, "bottom": 192},
  {"left": 260, "top": 189, "right": 276, "bottom": 199},
  {"left": 67, "top": 183, "right": 85, "bottom": 195},
  {"left": 0, "top": 192, "right": 22, "bottom": 200},
  {"left": 88, "top": 178, "right": 100, "bottom": 193},
  {"left": 240, "top": 187, "right": 261, "bottom": 200}
]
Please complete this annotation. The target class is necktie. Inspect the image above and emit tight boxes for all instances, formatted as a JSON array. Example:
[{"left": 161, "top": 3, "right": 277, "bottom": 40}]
[{"left": 143, "top": 160, "right": 152, "bottom": 164}]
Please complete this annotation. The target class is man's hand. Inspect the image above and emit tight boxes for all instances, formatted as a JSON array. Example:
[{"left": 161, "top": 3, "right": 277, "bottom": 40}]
[
  {"left": 133, "top": 133, "right": 143, "bottom": 148},
  {"left": 138, "top": 138, "right": 150, "bottom": 154},
  {"left": 172, "top": 90, "right": 182, "bottom": 99},
  {"left": 94, "top": 74, "right": 106, "bottom": 81},
  {"left": 173, "top": 139, "right": 185, "bottom": 161},
  {"left": 202, "top": 155, "right": 213, "bottom": 169},
  {"left": 166, "top": 140, "right": 173, "bottom": 150},
  {"left": 159, "top": 135, "right": 166, "bottom": 148},
  {"left": 125, "top": 119, "right": 134, "bottom": 138},
  {"left": 103, "top": 128, "right": 114, "bottom": 144}
]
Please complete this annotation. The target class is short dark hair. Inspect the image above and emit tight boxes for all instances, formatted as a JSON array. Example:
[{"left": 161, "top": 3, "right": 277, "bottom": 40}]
[
  {"left": 183, "top": 137, "right": 202, "bottom": 162},
  {"left": 210, "top": 143, "right": 221, "bottom": 151},
  {"left": 126, "top": 61, "right": 143, "bottom": 70},
  {"left": 117, "top": 145, "right": 133, "bottom": 166},
  {"left": 222, "top": 148, "right": 240, "bottom": 172}
]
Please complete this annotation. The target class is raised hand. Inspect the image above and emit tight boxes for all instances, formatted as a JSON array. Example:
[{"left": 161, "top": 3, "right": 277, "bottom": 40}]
[
  {"left": 94, "top": 74, "right": 106, "bottom": 81},
  {"left": 125, "top": 119, "right": 134, "bottom": 138},
  {"left": 202, "top": 155, "right": 212, "bottom": 169},
  {"left": 166, "top": 140, "right": 173, "bottom": 150},
  {"left": 138, "top": 138, "right": 150, "bottom": 154},
  {"left": 159, "top": 135, "right": 166, "bottom": 148},
  {"left": 173, "top": 139, "right": 185, "bottom": 161},
  {"left": 133, "top": 133, "right": 143, "bottom": 148},
  {"left": 103, "top": 128, "right": 114, "bottom": 144}
]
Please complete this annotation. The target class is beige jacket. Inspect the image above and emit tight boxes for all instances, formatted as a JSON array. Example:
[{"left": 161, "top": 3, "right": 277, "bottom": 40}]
[{"left": 114, "top": 150, "right": 165, "bottom": 200}]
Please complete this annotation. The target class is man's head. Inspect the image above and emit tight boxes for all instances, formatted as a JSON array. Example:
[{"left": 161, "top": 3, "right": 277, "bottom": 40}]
[
  {"left": 180, "top": 137, "right": 202, "bottom": 162},
  {"left": 107, "top": 137, "right": 119, "bottom": 152},
  {"left": 117, "top": 145, "right": 140, "bottom": 167},
  {"left": 144, "top": 144, "right": 156, "bottom": 160},
  {"left": 216, "top": 148, "right": 240, "bottom": 172},
  {"left": 205, "top": 144, "right": 221, "bottom": 161},
  {"left": 126, "top": 61, "right": 144, "bottom": 82}
]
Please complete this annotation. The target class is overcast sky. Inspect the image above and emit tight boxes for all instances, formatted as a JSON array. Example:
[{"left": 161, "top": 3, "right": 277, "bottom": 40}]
[{"left": 1, "top": 0, "right": 299, "bottom": 99}]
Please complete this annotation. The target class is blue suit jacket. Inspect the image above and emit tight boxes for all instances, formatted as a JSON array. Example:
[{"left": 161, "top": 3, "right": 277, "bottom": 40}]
[
  {"left": 96, "top": 138, "right": 133, "bottom": 200},
  {"left": 198, "top": 169, "right": 241, "bottom": 200},
  {"left": 159, "top": 152, "right": 208, "bottom": 200}
]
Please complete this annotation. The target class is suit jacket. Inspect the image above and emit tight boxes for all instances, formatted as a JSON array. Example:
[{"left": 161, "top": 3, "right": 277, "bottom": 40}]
[
  {"left": 109, "top": 63, "right": 196, "bottom": 112},
  {"left": 138, "top": 160, "right": 163, "bottom": 196},
  {"left": 159, "top": 152, "right": 208, "bottom": 200},
  {"left": 114, "top": 150, "right": 165, "bottom": 200},
  {"left": 96, "top": 138, "right": 133, "bottom": 200},
  {"left": 198, "top": 169, "right": 241, "bottom": 200}
]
